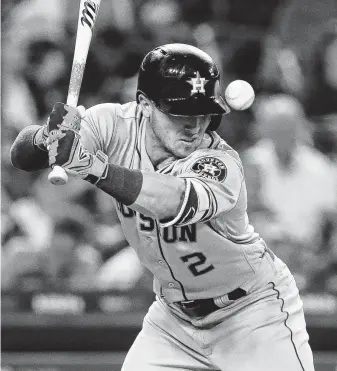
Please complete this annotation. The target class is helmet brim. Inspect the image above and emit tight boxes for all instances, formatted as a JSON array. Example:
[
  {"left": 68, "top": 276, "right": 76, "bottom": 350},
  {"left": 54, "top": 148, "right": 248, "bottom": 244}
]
[{"left": 156, "top": 95, "right": 230, "bottom": 116}]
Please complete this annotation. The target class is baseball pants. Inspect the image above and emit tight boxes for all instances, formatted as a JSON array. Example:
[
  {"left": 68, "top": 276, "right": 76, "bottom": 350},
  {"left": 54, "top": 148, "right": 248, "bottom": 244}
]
[{"left": 121, "top": 253, "right": 315, "bottom": 371}]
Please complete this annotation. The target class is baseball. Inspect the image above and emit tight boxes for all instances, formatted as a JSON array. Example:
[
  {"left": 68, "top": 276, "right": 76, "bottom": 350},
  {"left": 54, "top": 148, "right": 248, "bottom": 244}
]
[{"left": 225, "top": 80, "right": 255, "bottom": 110}]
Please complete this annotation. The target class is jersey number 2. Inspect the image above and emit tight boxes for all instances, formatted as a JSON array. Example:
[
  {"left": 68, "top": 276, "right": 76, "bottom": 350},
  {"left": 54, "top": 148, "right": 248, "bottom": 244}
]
[{"left": 180, "top": 252, "right": 215, "bottom": 276}]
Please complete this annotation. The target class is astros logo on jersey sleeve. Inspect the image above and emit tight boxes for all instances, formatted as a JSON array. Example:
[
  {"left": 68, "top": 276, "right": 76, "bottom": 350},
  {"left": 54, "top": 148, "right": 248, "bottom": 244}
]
[{"left": 191, "top": 157, "right": 227, "bottom": 182}]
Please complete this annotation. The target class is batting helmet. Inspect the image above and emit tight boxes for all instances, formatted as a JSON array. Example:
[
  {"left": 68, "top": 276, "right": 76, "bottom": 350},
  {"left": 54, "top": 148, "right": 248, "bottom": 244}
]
[{"left": 136, "top": 43, "right": 230, "bottom": 131}]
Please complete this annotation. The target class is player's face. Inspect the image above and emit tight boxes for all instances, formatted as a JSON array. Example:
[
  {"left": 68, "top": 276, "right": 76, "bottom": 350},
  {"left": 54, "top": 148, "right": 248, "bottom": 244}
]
[{"left": 150, "top": 106, "right": 211, "bottom": 158}]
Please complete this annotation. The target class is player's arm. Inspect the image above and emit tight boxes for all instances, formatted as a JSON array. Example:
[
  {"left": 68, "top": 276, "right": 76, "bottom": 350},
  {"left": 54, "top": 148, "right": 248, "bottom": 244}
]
[
  {"left": 50, "top": 128, "right": 242, "bottom": 223},
  {"left": 43, "top": 121, "right": 187, "bottom": 220},
  {"left": 94, "top": 155, "right": 242, "bottom": 224},
  {"left": 97, "top": 169, "right": 186, "bottom": 220},
  {"left": 45, "top": 106, "right": 242, "bottom": 222}
]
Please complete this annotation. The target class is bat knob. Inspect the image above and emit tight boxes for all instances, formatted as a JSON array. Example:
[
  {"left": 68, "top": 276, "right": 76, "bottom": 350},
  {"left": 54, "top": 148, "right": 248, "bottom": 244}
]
[{"left": 48, "top": 165, "right": 68, "bottom": 185}]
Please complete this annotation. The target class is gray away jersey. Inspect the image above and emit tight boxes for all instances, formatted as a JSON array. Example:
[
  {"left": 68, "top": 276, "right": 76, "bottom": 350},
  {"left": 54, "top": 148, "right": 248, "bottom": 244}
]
[{"left": 80, "top": 101, "right": 266, "bottom": 302}]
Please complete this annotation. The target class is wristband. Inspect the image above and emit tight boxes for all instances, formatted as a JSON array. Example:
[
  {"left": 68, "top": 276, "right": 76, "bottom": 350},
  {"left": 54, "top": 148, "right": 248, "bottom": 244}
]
[{"left": 96, "top": 164, "right": 143, "bottom": 205}]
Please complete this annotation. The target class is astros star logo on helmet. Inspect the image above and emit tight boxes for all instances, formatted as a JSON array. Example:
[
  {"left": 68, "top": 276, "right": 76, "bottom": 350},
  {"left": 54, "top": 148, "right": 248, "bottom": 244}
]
[{"left": 187, "top": 71, "right": 208, "bottom": 95}]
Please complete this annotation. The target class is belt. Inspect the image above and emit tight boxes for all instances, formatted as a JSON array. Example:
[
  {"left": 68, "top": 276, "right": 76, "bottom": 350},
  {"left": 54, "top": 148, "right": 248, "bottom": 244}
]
[{"left": 175, "top": 287, "right": 247, "bottom": 318}]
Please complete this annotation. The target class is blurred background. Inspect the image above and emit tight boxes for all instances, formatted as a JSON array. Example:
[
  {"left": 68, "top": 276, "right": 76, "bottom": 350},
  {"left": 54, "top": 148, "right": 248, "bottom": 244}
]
[{"left": 1, "top": 0, "right": 337, "bottom": 370}]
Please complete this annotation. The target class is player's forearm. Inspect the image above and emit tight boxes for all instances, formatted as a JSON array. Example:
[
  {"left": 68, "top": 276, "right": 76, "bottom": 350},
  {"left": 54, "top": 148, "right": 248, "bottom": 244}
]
[
  {"left": 96, "top": 165, "right": 185, "bottom": 220},
  {"left": 10, "top": 125, "right": 49, "bottom": 171},
  {"left": 133, "top": 172, "right": 185, "bottom": 219}
]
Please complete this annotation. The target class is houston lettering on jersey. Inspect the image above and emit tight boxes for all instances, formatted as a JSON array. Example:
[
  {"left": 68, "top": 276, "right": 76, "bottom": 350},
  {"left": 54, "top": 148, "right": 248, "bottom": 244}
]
[{"left": 117, "top": 202, "right": 197, "bottom": 243}]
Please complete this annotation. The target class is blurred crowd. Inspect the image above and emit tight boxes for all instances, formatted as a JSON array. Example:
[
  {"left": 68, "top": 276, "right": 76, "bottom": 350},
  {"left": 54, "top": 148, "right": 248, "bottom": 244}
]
[{"left": 2, "top": 0, "right": 337, "bottom": 300}]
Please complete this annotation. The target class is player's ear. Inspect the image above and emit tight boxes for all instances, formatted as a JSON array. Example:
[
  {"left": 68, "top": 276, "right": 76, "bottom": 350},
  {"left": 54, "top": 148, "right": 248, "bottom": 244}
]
[{"left": 138, "top": 93, "right": 152, "bottom": 118}]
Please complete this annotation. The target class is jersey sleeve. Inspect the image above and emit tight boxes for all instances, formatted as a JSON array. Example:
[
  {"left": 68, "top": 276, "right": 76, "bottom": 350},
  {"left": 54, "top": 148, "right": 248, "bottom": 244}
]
[
  {"left": 159, "top": 149, "right": 244, "bottom": 228},
  {"left": 79, "top": 103, "right": 118, "bottom": 155}
]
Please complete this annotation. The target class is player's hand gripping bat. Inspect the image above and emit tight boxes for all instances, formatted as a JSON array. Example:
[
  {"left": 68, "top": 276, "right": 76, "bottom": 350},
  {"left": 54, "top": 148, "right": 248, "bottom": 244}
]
[{"left": 48, "top": 0, "right": 101, "bottom": 185}]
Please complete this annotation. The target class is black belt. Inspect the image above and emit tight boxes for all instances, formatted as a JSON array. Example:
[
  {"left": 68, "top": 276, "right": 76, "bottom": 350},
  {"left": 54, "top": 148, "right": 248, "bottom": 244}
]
[{"left": 176, "top": 287, "right": 247, "bottom": 317}]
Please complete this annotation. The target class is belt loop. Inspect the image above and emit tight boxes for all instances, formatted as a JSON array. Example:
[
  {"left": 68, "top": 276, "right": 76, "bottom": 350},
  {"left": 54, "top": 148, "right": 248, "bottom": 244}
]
[
  {"left": 214, "top": 288, "right": 247, "bottom": 308},
  {"left": 214, "top": 295, "right": 232, "bottom": 307}
]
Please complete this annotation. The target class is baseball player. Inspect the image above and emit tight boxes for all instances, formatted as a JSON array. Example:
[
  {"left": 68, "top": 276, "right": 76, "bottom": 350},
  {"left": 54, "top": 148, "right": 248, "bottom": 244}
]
[{"left": 11, "top": 44, "right": 315, "bottom": 371}]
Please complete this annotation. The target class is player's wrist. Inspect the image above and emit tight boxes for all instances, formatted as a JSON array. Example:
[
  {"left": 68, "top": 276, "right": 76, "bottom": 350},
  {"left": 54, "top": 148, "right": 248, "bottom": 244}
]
[{"left": 84, "top": 150, "right": 109, "bottom": 185}]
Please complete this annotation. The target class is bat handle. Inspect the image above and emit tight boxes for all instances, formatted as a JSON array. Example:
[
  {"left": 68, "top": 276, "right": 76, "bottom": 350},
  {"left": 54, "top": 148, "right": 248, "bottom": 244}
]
[{"left": 48, "top": 165, "right": 68, "bottom": 185}]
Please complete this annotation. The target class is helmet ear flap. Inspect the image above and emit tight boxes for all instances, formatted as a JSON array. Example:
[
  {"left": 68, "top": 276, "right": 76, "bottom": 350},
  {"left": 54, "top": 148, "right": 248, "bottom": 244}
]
[{"left": 208, "top": 115, "right": 222, "bottom": 131}]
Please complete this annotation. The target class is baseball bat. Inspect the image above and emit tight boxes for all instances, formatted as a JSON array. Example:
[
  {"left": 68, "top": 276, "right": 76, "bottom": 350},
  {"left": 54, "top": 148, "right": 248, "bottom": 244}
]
[{"left": 48, "top": 0, "right": 101, "bottom": 185}]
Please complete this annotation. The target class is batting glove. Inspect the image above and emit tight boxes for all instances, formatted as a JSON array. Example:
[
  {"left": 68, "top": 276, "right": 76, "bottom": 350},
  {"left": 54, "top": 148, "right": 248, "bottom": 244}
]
[
  {"left": 46, "top": 102, "right": 109, "bottom": 185},
  {"left": 34, "top": 102, "right": 83, "bottom": 151}
]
